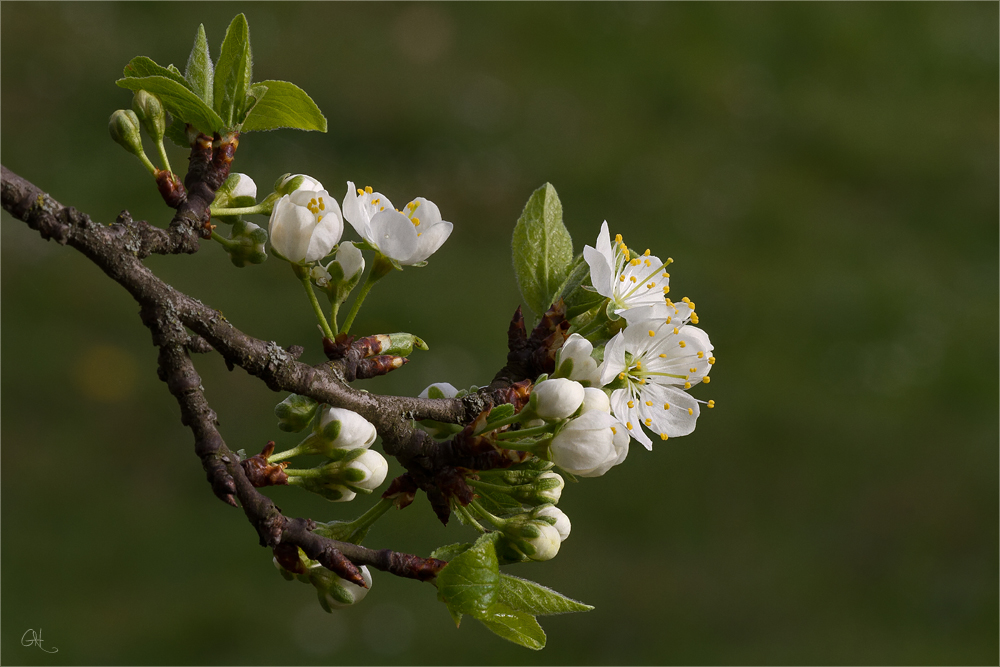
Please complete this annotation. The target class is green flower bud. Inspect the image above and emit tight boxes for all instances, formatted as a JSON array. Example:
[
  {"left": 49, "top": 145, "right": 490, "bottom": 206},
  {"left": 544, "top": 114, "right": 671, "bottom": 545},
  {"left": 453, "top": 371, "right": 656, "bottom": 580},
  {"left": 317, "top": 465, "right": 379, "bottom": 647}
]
[
  {"left": 287, "top": 449, "right": 388, "bottom": 498},
  {"left": 274, "top": 393, "right": 319, "bottom": 433},
  {"left": 220, "top": 219, "right": 268, "bottom": 267},
  {"left": 212, "top": 173, "right": 259, "bottom": 215},
  {"left": 131, "top": 90, "right": 166, "bottom": 142},
  {"left": 502, "top": 518, "right": 562, "bottom": 561},
  {"left": 109, "top": 109, "right": 146, "bottom": 158},
  {"left": 274, "top": 173, "right": 324, "bottom": 196},
  {"left": 311, "top": 242, "right": 366, "bottom": 306}
]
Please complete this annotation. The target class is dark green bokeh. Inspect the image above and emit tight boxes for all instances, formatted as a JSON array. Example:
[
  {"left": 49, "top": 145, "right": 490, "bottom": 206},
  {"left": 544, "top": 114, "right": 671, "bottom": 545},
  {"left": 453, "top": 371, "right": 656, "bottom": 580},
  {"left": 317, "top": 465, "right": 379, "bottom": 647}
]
[{"left": 2, "top": 2, "right": 997, "bottom": 664}]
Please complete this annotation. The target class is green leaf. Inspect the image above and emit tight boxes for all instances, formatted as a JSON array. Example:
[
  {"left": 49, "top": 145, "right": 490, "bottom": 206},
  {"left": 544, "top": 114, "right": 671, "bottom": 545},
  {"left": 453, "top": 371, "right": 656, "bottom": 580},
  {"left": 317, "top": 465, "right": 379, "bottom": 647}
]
[
  {"left": 241, "top": 80, "right": 327, "bottom": 132},
  {"left": 213, "top": 13, "right": 253, "bottom": 126},
  {"left": 185, "top": 24, "right": 214, "bottom": 107},
  {"left": 122, "top": 56, "right": 191, "bottom": 89},
  {"left": 512, "top": 183, "right": 574, "bottom": 319},
  {"left": 116, "top": 76, "right": 224, "bottom": 134},
  {"left": 555, "top": 253, "right": 607, "bottom": 319},
  {"left": 498, "top": 574, "right": 594, "bottom": 616},
  {"left": 436, "top": 532, "right": 500, "bottom": 617},
  {"left": 165, "top": 116, "right": 190, "bottom": 148},
  {"left": 476, "top": 603, "right": 546, "bottom": 650},
  {"left": 429, "top": 542, "right": 473, "bottom": 561},
  {"left": 486, "top": 404, "right": 515, "bottom": 425},
  {"left": 473, "top": 483, "right": 525, "bottom": 517},
  {"left": 239, "top": 84, "right": 268, "bottom": 125},
  {"left": 448, "top": 606, "right": 464, "bottom": 628}
]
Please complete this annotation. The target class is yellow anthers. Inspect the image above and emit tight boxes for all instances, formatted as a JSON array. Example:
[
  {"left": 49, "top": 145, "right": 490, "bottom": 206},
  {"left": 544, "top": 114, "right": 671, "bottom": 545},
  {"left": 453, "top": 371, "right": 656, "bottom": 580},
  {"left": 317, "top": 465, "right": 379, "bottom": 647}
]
[
  {"left": 697, "top": 351, "right": 704, "bottom": 359},
  {"left": 665, "top": 298, "right": 674, "bottom": 306},
  {"left": 644, "top": 418, "right": 652, "bottom": 426},
  {"left": 684, "top": 381, "right": 692, "bottom": 389},
  {"left": 643, "top": 249, "right": 650, "bottom": 256},
  {"left": 318, "top": 198, "right": 326, "bottom": 210},
  {"left": 644, "top": 259, "right": 652, "bottom": 267},
  {"left": 647, "top": 282, "right": 656, "bottom": 289},
  {"left": 690, "top": 314, "right": 700, "bottom": 324},
  {"left": 709, "top": 356, "right": 716, "bottom": 364},
  {"left": 678, "top": 340, "right": 687, "bottom": 348},
  {"left": 702, "top": 376, "right": 711, "bottom": 383},
  {"left": 372, "top": 198, "right": 380, "bottom": 206},
  {"left": 634, "top": 360, "right": 642, "bottom": 370},
  {"left": 663, "top": 285, "right": 670, "bottom": 294},
  {"left": 687, "top": 407, "right": 694, "bottom": 416},
  {"left": 630, "top": 276, "right": 638, "bottom": 283},
  {"left": 626, "top": 422, "right": 633, "bottom": 430},
  {"left": 666, "top": 316, "right": 672, "bottom": 323},
  {"left": 364, "top": 186, "right": 373, "bottom": 194},
  {"left": 408, "top": 200, "right": 420, "bottom": 211},
  {"left": 619, "top": 242, "right": 628, "bottom": 253},
  {"left": 645, "top": 400, "right": 653, "bottom": 406},
  {"left": 639, "top": 378, "right": 647, "bottom": 384},
  {"left": 417, "top": 232, "right": 422, "bottom": 237},
  {"left": 648, "top": 329, "right": 656, "bottom": 337},
  {"left": 662, "top": 272, "right": 670, "bottom": 278},
  {"left": 659, "top": 353, "right": 667, "bottom": 358},
  {"left": 317, "top": 215, "right": 324, "bottom": 223},
  {"left": 618, "top": 372, "right": 627, "bottom": 380},
  {"left": 688, "top": 302, "right": 696, "bottom": 310},
  {"left": 357, "top": 188, "right": 364, "bottom": 195},
  {"left": 681, "top": 296, "right": 690, "bottom": 303},
  {"left": 610, "top": 426, "right": 617, "bottom": 434},
  {"left": 614, "top": 233, "right": 622, "bottom": 243},
  {"left": 630, "top": 258, "right": 640, "bottom": 266},
  {"left": 707, "top": 400, "right": 716, "bottom": 408},
  {"left": 619, "top": 275, "right": 626, "bottom": 283},
  {"left": 627, "top": 400, "right": 635, "bottom": 409},
  {"left": 412, "top": 217, "right": 421, "bottom": 226},
  {"left": 690, "top": 367, "right": 697, "bottom": 373},
  {"left": 673, "top": 327, "right": 679, "bottom": 335},
  {"left": 663, "top": 403, "right": 670, "bottom": 410},
  {"left": 660, "top": 433, "right": 669, "bottom": 440}
]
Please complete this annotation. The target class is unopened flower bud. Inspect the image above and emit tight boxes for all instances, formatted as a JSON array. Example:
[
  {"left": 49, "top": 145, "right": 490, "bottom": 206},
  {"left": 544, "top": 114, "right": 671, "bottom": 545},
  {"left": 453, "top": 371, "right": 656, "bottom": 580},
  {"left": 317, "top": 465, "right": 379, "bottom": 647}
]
[
  {"left": 419, "top": 382, "right": 459, "bottom": 399},
  {"left": 222, "top": 219, "right": 268, "bottom": 267},
  {"left": 529, "top": 378, "right": 585, "bottom": 421},
  {"left": 294, "top": 477, "right": 357, "bottom": 502},
  {"left": 554, "top": 333, "right": 602, "bottom": 386},
  {"left": 312, "top": 242, "right": 366, "bottom": 305},
  {"left": 533, "top": 504, "right": 572, "bottom": 541},
  {"left": 503, "top": 519, "right": 562, "bottom": 561},
  {"left": 275, "top": 173, "right": 324, "bottom": 196},
  {"left": 338, "top": 449, "right": 389, "bottom": 491},
  {"left": 500, "top": 471, "right": 564, "bottom": 505},
  {"left": 581, "top": 387, "right": 611, "bottom": 414},
  {"left": 312, "top": 406, "right": 377, "bottom": 452},
  {"left": 109, "top": 109, "right": 146, "bottom": 158},
  {"left": 548, "top": 410, "right": 618, "bottom": 476},
  {"left": 131, "top": 90, "right": 166, "bottom": 142},
  {"left": 274, "top": 393, "right": 319, "bottom": 433},
  {"left": 316, "top": 565, "right": 372, "bottom": 611},
  {"left": 212, "top": 172, "right": 258, "bottom": 214}
]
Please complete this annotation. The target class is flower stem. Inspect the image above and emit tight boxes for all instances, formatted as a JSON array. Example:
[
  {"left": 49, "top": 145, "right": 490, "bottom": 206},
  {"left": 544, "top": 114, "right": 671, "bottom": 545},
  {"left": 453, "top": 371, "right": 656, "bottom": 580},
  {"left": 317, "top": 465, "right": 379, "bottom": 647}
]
[
  {"left": 340, "top": 253, "right": 394, "bottom": 334},
  {"left": 493, "top": 424, "right": 553, "bottom": 441},
  {"left": 209, "top": 203, "right": 269, "bottom": 218},
  {"left": 454, "top": 502, "right": 486, "bottom": 532},
  {"left": 294, "top": 264, "right": 335, "bottom": 339},
  {"left": 473, "top": 409, "right": 529, "bottom": 436},
  {"left": 469, "top": 500, "right": 508, "bottom": 528},
  {"left": 155, "top": 138, "right": 172, "bottom": 174},
  {"left": 210, "top": 230, "right": 236, "bottom": 248}
]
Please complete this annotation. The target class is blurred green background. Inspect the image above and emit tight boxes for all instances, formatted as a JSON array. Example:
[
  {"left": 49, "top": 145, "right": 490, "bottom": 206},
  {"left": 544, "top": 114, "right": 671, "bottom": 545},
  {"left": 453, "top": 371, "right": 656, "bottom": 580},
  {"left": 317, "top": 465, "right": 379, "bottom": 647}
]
[{"left": 2, "top": 2, "right": 997, "bottom": 664}]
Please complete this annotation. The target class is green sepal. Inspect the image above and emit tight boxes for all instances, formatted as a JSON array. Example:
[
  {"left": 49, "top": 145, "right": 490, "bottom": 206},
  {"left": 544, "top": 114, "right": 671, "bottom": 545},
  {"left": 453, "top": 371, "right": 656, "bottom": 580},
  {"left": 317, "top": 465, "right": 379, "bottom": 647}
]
[
  {"left": 184, "top": 24, "right": 214, "bottom": 107},
  {"left": 486, "top": 404, "right": 515, "bottom": 425},
  {"left": 241, "top": 80, "right": 327, "bottom": 132},
  {"left": 511, "top": 183, "right": 574, "bottom": 321},
  {"left": 554, "top": 253, "right": 607, "bottom": 319}
]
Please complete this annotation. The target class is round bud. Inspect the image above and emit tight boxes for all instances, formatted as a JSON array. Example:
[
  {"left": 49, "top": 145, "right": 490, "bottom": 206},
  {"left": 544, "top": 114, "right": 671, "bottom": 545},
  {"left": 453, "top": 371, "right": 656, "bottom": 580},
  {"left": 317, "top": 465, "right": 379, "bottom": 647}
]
[
  {"left": 533, "top": 505, "right": 572, "bottom": 541},
  {"left": 274, "top": 393, "right": 319, "bottom": 433},
  {"left": 530, "top": 378, "right": 585, "bottom": 421},
  {"left": 131, "top": 90, "right": 166, "bottom": 141},
  {"left": 108, "top": 109, "right": 145, "bottom": 157}
]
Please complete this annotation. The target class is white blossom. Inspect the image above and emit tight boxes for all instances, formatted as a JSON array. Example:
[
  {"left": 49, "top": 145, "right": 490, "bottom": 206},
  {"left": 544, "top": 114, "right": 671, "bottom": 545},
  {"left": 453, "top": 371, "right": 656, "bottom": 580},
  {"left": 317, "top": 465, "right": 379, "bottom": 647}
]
[
  {"left": 343, "top": 182, "right": 453, "bottom": 265},
  {"left": 529, "top": 378, "right": 585, "bottom": 421},
  {"left": 581, "top": 386, "right": 611, "bottom": 414},
  {"left": 276, "top": 173, "right": 324, "bottom": 195},
  {"left": 583, "top": 221, "right": 673, "bottom": 322},
  {"left": 554, "top": 333, "right": 602, "bottom": 386},
  {"left": 229, "top": 173, "right": 257, "bottom": 200},
  {"left": 311, "top": 241, "right": 365, "bottom": 288},
  {"left": 599, "top": 317, "right": 715, "bottom": 449},
  {"left": 418, "top": 382, "right": 460, "bottom": 399},
  {"left": 269, "top": 188, "right": 344, "bottom": 263},
  {"left": 321, "top": 565, "right": 372, "bottom": 609}
]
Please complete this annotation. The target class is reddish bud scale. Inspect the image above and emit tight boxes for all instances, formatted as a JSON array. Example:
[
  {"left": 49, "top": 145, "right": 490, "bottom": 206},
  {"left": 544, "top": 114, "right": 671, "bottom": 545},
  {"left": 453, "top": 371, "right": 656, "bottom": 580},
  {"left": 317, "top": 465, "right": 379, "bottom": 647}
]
[
  {"left": 382, "top": 473, "right": 418, "bottom": 509},
  {"left": 210, "top": 133, "right": 239, "bottom": 188},
  {"left": 155, "top": 170, "right": 187, "bottom": 208},
  {"left": 383, "top": 552, "right": 447, "bottom": 581},
  {"left": 356, "top": 355, "right": 407, "bottom": 379},
  {"left": 273, "top": 542, "right": 307, "bottom": 574},
  {"left": 240, "top": 441, "right": 289, "bottom": 487}
]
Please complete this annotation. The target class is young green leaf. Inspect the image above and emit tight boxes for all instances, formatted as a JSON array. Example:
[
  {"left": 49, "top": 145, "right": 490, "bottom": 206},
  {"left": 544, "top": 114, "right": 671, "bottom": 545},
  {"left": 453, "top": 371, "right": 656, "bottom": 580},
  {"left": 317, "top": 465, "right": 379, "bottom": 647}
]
[
  {"left": 116, "top": 76, "right": 224, "bottom": 135},
  {"left": 239, "top": 84, "right": 268, "bottom": 125},
  {"left": 498, "top": 574, "right": 594, "bottom": 616},
  {"left": 213, "top": 13, "right": 253, "bottom": 126},
  {"left": 435, "top": 532, "right": 500, "bottom": 617},
  {"left": 429, "top": 542, "right": 474, "bottom": 562},
  {"left": 554, "top": 253, "right": 607, "bottom": 319},
  {"left": 240, "top": 80, "right": 327, "bottom": 132},
  {"left": 122, "top": 56, "right": 191, "bottom": 89},
  {"left": 512, "top": 183, "right": 574, "bottom": 319},
  {"left": 185, "top": 24, "right": 214, "bottom": 107},
  {"left": 486, "top": 404, "right": 516, "bottom": 425},
  {"left": 473, "top": 483, "right": 525, "bottom": 517},
  {"left": 476, "top": 603, "right": 546, "bottom": 650},
  {"left": 164, "top": 117, "right": 190, "bottom": 148}
]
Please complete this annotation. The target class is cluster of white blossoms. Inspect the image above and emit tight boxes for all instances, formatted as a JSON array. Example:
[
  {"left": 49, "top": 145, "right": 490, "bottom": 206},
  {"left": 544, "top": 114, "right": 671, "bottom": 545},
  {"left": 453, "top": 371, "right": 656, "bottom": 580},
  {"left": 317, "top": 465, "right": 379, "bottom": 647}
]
[{"left": 265, "top": 174, "right": 453, "bottom": 266}]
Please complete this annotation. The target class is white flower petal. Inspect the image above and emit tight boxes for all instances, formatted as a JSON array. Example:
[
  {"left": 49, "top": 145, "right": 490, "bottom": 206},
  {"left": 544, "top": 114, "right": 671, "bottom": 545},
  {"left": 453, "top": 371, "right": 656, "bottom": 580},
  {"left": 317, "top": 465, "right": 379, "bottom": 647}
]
[
  {"left": 404, "top": 220, "right": 452, "bottom": 264},
  {"left": 369, "top": 210, "right": 419, "bottom": 261}
]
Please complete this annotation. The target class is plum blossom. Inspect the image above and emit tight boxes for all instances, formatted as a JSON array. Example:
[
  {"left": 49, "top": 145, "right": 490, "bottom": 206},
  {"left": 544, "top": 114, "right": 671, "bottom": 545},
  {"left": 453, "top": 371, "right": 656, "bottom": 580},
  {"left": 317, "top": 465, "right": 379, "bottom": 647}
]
[
  {"left": 583, "top": 221, "right": 673, "bottom": 322},
  {"left": 268, "top": 188, "right": 343, "bottom": 263},
  {"left": 599, "top": 317, "right": 715, "bottom": 449},
  {"left": 343, "top": 182, "right": 453, "bottom": 265}
]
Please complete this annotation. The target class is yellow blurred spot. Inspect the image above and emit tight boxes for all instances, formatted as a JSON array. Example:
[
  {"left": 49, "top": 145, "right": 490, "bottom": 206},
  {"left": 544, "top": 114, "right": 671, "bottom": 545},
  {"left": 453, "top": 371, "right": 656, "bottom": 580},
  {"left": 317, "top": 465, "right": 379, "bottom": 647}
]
[{"left": 74, "top": 344, "right": 138, "bottom": 403}]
